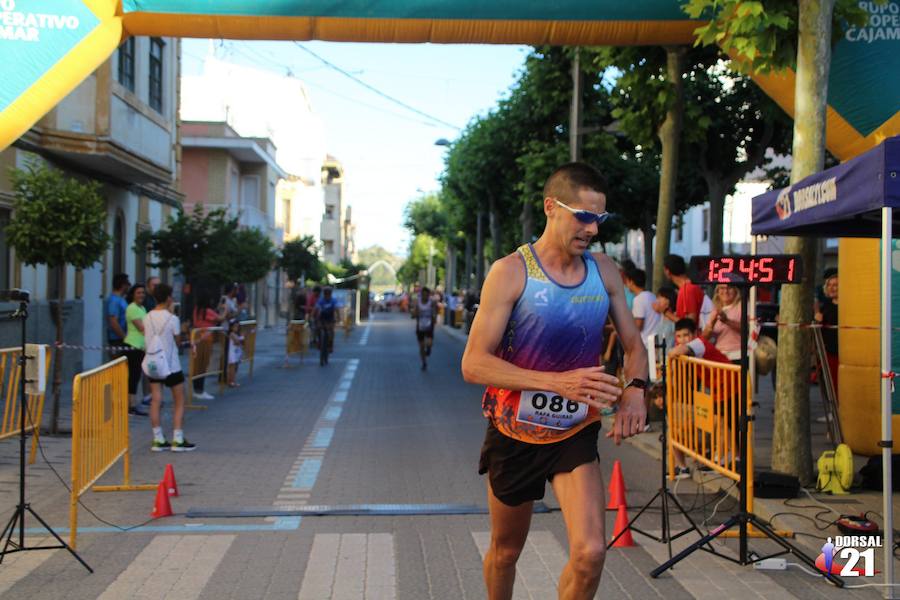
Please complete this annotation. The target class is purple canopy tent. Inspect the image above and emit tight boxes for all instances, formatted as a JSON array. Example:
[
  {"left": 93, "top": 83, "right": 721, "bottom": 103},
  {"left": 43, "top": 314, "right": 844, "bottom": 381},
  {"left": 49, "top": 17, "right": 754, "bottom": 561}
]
[{"left": 752, "top": 135, "right": 900, "bottom": 589}]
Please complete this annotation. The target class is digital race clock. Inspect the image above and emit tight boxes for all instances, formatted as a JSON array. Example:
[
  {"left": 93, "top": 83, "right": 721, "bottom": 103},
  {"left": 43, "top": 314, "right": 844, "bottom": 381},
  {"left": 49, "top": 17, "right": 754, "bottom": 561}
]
[{"left": 688, "top": 255, "right": 803, "bottom": 285}]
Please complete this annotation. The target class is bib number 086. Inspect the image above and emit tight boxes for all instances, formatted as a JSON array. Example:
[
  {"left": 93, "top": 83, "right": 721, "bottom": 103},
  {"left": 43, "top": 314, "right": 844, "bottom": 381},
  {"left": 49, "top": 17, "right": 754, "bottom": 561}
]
[
  {"left": 516, "top": 390, "right": 588, "bottom": 430},
  {"left": 530, "top": 393, "right": 580, "bottom": 414}
]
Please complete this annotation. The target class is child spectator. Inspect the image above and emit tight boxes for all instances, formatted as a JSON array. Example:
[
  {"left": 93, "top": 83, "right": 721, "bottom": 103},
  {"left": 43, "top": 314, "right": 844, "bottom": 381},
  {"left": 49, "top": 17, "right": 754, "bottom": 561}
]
[{"left": 226, "top": 319, "right": 244, "bottom": 387}]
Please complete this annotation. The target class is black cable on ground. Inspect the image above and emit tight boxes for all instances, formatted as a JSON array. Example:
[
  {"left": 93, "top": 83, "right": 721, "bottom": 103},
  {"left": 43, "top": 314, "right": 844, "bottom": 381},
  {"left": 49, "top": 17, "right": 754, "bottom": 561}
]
[{"left": 23, "top": 398, "right": 157, "bottom": 533}]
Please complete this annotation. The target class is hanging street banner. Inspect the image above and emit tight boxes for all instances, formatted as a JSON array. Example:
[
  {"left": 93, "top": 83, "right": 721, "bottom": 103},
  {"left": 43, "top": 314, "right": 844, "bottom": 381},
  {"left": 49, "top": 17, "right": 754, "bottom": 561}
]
[{"left": 0, "top": 0, "right": 897, "bottom": 158}]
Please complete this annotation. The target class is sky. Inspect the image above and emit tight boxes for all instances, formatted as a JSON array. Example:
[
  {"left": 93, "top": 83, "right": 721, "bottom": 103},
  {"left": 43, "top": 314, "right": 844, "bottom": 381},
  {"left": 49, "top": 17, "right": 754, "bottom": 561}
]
[{"left": 181, "top": 39, "right": 529, "bottom": 256}]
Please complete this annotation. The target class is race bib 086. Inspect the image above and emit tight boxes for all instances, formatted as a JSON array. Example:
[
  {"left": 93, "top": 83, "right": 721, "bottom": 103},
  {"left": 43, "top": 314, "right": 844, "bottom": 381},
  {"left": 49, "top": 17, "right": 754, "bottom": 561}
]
[{"left": 516, "top": 391, "right": 588, "bottom": 430}]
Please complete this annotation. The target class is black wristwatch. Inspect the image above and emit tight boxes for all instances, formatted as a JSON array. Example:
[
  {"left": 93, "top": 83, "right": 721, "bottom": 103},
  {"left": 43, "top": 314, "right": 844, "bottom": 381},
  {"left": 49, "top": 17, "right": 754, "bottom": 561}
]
[{"left": 623, "top": 378, "right": 648, "bottom": 391}]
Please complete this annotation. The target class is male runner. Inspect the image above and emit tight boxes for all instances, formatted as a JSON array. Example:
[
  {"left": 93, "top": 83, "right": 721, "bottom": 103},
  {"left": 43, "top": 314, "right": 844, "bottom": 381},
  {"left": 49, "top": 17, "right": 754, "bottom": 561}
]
[
  {"left": 412, "top": 286, "right": 436, "bottom": 370},
  {"left": 312, "top": 287, "right": 337, "bottom": 365},
  {"left": 462, "top": 162, "right": 648, "bottom": 600}
]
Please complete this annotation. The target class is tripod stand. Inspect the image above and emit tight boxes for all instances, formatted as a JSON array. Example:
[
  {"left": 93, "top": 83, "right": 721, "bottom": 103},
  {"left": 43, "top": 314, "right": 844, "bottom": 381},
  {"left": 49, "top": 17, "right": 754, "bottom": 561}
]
[
  {"left": 608, "top": 339, "right": 710, "bottom": 560},
  {"left": 649, "top": 290, "right": 841, "bottom": 587},
  {"left": 0, "top": 295, "right": 91, "bottom": 572}
]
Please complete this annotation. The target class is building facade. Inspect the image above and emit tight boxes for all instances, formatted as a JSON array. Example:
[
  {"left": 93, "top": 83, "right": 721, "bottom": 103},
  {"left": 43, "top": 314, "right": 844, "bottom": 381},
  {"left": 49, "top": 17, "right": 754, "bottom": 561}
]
[
  {"left": 320, "top": 156, "right": 357, "bottom": 265},
  {"left": 181, "top": 121, "right": 286, "bottom": 327},
  {"left": 0, "top": 36, "right": 181, "bottom": 374}
]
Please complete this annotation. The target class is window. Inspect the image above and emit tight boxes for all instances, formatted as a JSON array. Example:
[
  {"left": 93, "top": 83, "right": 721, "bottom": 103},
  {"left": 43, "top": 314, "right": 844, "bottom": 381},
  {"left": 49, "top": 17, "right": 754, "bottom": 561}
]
[
  {"left": 240, "top": 175, "right": 260, "bottom": 210},
  {"left": 135, "top": 225, "right": 149, "bottom": 285},
  {"left": 325, "top": 205, "right": 335, "bottom": 220},
  {"left": 149, "top": 37, "right": 165, "bottom": 112},
  {"left": 117, "top": 38, "right": 135, "bottom": 92},
  {"left": 702, "top": 208, "right": 710, "bottom": 242},
  {"left": 282, "top": 198, "right": 291, "bottom": 236},
  {"left": 113, "top": 212, "right": 125, "bottom": 278},
  {"left": 0, "top": 209, "right": 9, "bottom": 290},
  {"left": 324, "top": 240, "right": 334, "bottom": 255}
]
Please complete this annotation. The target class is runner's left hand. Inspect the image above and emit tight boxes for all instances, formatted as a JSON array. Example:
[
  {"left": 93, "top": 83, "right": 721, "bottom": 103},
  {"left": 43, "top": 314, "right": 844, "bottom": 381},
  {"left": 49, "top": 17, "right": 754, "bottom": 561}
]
[{"left": 606, "top": 387, "right": 647, "bottom": 445}]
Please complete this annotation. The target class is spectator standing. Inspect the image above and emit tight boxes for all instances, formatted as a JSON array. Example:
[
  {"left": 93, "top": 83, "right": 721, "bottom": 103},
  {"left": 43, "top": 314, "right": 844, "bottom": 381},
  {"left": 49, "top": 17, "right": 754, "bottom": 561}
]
[
  {"left": 192, "top": 290, "right": 225, "bottom": 401},
  {"left": 702, "top": 284, "right": 743, "bottom": 362},
  {"left": 652, "top": 287, "right": 677, "bottom": 350},
  {"left": 144, "top": 276, "right": 160, "bottom": 311},
  {"left": 624, "top": 268, "right": 660, "bottom": 340},
  {"left": 142, "top": 283, "right": 195, "bottom": 452},
  {"left": 221, "top": 283, "right": 239, "bottom": 321},
  {"left": 106, "top": 273, "right": 130, "bottom": 362},
  {"left": 236, "top": 283, "right": 250, "bottom": 321},
  {"left": 226, "top": 319, "right": 244, "bottom": 387},
  {"left": 815, "top": 269, "right": 839, "bottom": 391},
  {"left": 663, "top": 254, "right": 713, "bottom": 326},
  {"left": 124, "top": 284, "right": 149, "bottom": 416}
]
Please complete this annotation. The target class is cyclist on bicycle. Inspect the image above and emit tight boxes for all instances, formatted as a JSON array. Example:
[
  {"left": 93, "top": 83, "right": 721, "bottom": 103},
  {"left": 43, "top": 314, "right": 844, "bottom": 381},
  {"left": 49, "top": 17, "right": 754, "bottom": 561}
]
[{"left": 313, "top": 287, "right": 337, "bottom": 365}]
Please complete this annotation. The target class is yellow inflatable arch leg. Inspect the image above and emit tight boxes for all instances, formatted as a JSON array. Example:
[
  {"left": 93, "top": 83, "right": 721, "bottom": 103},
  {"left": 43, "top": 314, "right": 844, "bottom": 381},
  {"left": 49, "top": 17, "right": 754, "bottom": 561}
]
[{"left": 839, "top": 238, "right": 900, "bottom": 456}]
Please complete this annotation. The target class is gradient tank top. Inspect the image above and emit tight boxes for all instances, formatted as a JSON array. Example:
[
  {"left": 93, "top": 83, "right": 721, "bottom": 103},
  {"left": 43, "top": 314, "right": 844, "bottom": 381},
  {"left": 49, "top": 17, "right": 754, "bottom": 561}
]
[{"left": 482, "top": 244, "right": 610, "bottom": 443}]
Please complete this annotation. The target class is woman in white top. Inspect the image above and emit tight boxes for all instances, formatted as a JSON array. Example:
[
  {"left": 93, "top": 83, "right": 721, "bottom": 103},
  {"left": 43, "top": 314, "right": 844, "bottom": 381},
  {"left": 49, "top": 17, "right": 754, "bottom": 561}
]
[{"left": 142, "top": 283, "right": 196, "bottom": 452}]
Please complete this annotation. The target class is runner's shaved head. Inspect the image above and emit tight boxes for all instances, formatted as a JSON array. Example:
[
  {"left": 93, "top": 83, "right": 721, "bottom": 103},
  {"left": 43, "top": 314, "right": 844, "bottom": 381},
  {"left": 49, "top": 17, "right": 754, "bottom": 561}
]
[{"left": 543, "top": 162, "right": 608, "bottom": 206}]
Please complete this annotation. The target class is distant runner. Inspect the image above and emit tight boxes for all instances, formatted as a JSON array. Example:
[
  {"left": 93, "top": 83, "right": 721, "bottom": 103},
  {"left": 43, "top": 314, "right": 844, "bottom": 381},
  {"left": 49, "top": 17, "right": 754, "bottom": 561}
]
[
  {"left": 413, "top": 286, "right": 436, "bottom": 371},
  {"left": 462, "top": 162, "right": 647, "bottom": 600}
]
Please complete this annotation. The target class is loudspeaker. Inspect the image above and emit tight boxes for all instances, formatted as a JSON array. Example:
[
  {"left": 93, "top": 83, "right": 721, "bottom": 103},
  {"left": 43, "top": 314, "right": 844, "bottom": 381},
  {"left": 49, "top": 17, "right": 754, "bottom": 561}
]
[
  {"left": 25, "top": 344, "right": 46, "bottom": 395},
  {"left": 754, "top": 470, "right": 800, "bottom": 499}
]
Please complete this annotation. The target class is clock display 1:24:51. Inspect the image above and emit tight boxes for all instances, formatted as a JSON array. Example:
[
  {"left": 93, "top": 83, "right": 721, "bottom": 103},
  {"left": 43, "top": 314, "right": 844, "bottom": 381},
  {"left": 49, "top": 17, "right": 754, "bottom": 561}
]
[{"left": 689, "top": 255, "right": 803, "bottom": 285}]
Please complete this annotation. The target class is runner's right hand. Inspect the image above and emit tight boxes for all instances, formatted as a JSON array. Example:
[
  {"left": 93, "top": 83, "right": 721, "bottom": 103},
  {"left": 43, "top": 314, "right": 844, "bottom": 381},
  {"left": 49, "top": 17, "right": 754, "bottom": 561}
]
[{"left": 554, "top": 366, "right": 622, "bottom": 409}]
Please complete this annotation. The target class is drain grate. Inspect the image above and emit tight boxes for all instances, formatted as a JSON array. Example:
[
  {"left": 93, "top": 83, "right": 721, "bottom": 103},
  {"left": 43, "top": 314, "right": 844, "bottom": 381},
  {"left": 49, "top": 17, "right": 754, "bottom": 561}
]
[{"left": 186, "top": 502, "right": 553, "bottom": 518}]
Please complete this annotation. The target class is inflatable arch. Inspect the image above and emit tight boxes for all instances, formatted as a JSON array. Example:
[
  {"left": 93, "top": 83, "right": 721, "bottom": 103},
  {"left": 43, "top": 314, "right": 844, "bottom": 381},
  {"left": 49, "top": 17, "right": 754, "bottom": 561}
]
[{"left": 1, "top": 0, "right": 898, "bottom": 156}]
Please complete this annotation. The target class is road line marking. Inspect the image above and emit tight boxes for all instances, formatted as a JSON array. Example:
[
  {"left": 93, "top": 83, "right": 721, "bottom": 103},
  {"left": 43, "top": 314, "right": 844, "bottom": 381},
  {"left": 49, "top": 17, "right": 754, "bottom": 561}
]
[
  {"left": 298, "top": 533, "right": 395, "bottom": 600},
  {"left": 292, "top": 459, "right": 322, "bottom": 489},
  {"left": 98, "top": 535, "right": 233, "bottom": 600},
  {"left": 312, "top": 428, "right": 334, "bottom": 448},
  {"left": 21, "top": 521, "right": 301, "bottom": 535}
]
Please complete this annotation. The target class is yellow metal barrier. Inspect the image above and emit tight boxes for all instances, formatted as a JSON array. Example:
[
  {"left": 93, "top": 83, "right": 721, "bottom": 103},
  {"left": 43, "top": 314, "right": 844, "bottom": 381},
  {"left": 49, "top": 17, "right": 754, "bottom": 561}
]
[
  {"left": 667, "top": 355, "right": 754, "bottom": 510},
  {"left": 187, "top": 327, "right": 226, "bottom": 409},
  {"left": 0, "top": 346, "right": 51, "bottom": 464},
  {"left": 70, "top": 357, "right": 155, "bottom": 548},
  {"left": 238, "top": 320, "right": 257, "bottom": 380},
  {"left": 286, "top": 320, "right": 309, "bottom": 362},
  {"left": 342, "top": 307, "right": 353, "bottom": 339},
  {"left": 453, "top": 306, "right": 464, "bottom": 328}
]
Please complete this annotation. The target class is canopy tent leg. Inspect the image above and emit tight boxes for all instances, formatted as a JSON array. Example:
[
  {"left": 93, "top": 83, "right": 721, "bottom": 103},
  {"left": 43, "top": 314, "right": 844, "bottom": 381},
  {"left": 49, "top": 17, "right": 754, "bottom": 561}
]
[
  {"left": 880, "top": 206, "right": 894, "bottom": 598},
  {"left": 750, "top": 235, "right": 757, "bottom": 391}
]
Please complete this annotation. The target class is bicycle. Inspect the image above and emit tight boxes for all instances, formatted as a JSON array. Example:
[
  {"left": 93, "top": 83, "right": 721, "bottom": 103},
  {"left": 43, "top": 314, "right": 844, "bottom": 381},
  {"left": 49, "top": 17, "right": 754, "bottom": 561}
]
[{"left": 317, "top": 323, "right": 334, "bottom": 366}]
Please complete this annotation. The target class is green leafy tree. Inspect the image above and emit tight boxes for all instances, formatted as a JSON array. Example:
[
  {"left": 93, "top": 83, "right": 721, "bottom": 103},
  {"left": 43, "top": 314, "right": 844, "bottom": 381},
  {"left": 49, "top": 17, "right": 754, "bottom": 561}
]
[
  {"left": 6, "top": 162, "right": 110, "bottom": 434},
  {"left": 279, "top": 235, "right": 324, "bottom": 283},
  {"left": 139, "top": 205, "right": 276, "bottom": 318},
  {"left": 685, "top": 0, "right": 871, "bottom": 484},
  {"left": 397, "top": 234, "right": 445, "bottom": 288},
  {"left": 403, "top": 193, "right": 449, "bottom": 239}
]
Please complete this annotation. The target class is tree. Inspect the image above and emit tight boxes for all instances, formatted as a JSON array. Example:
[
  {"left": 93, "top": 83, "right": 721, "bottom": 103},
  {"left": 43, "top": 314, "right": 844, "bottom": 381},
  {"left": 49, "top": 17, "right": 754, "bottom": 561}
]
[
  {"left": 685, "top": 0, "right": 869, "bottom": 484},
  {"left": 403, "top": 193, "right": 449, "bottom": 239},
  {"left": 6, "top": 162, "right": 110, "bottom": 434},
  {"left": 139, "top": 205, "right": 277, "bottom": 317},
  {"left": 279, "top": 235, "right": 324, "bottom": 283},
  {"left": 397, "top": 234, "right": 445, "bottom": 287}
]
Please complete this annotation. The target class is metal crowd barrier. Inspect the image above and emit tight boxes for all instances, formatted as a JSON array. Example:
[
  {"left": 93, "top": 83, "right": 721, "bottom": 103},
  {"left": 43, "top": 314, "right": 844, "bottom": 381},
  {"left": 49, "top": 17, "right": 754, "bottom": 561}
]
[
  {"left": 187, "top": 326, "right": 226, "bottom": 409},
  {"left": 286, "top": 320, "right": 309, "bottom": 361},
  {"left": 238, "top": 320, "right": 257, "bottom": 380},
  {"left": 0, "top": 345, "right": 51, "bottom": 464},
  {"left": 69, "top": 357, "right": 155, "bottom": 548},
  {"left": 667, "top": 355, "right": 755, "bottom": 512}
]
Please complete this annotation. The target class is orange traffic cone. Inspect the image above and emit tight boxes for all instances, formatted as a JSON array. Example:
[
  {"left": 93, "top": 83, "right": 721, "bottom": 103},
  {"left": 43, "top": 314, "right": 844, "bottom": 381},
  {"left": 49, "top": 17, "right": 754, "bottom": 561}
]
[
  {"left": 163, "top": 463, "right": 179, "bottom": 497},
  {"left": 151, "top": 480, "right": 173, "bottom": 518},
  {"left": 606, "top": 460, "right": 628, "bottom": 509},
  {"left": 609, "top": 504, "right": 636, "bottom": 548}
]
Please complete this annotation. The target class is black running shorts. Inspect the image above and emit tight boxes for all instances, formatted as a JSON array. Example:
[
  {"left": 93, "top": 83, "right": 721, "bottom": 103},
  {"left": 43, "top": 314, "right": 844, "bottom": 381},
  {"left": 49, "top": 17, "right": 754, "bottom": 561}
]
[{"left": 478, "top": 421, "right": 601, "bottom": 506}]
